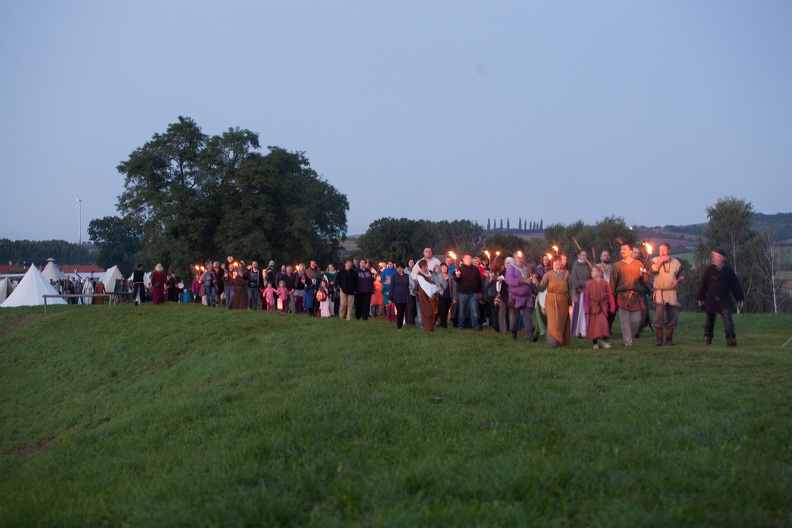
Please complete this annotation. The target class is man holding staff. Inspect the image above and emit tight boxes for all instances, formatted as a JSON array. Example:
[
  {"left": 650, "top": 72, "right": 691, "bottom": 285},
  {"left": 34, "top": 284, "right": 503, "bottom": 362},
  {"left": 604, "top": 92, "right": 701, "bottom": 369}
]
[{"left": 649, "top": 243, "right": 684, "bottom": 346}]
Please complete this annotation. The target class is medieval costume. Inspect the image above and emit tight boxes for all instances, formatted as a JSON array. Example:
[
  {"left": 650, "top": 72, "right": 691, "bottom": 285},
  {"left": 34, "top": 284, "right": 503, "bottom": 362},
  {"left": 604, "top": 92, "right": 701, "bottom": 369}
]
[
  {"left": 504, "top": 257, "right": 537, "bottom": 342},
  {"left": 538, "top": 268, "right": 571, "bottom": 347},
  {"left": 416, "top": 269, "right": 441, "bottom": 331},
  {"left": 230, "top": 274, "right": 249, "bottom": 310},
  {"left": 610, "top": 258, "right": 645, "bottom": 346},
  {"left": 151, "top": 269, "right": 167, "bottom": 305},
  {"left": 82, "top": 279, "right": 94, "bottom": 305},
  {"left": 569, "top": 258, "right": 591, "bottom": 338},
  {"left": 650, "top": 254, "right": 684, "bottom": 345},
  {"left": 94, "top": 280, "right": 105, "bottom": 305},
  {"left": 585, "top": 277, "right": 613, "bottom": 344}
]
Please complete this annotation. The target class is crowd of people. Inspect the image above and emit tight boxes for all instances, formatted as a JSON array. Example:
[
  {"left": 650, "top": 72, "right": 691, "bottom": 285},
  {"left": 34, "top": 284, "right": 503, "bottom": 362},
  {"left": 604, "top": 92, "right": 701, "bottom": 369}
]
[
  {"left": 51, "top": 275, "right": 107, "bottom": 305},
  {"left": 130, "top": 243, "right": 745, "bottom": 347}
]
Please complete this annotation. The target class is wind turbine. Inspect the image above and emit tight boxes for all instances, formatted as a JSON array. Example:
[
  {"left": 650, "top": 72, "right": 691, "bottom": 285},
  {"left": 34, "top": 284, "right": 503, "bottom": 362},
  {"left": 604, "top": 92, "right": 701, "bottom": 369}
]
[{"left": 76, "top": 192, "right": 83, "bottom": 245}]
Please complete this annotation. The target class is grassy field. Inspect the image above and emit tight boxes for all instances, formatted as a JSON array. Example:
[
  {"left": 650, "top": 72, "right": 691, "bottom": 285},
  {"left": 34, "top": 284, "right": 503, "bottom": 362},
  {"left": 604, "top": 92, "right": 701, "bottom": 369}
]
[{"left": 1, "top": 304, "right": 791, "bottom": 527}]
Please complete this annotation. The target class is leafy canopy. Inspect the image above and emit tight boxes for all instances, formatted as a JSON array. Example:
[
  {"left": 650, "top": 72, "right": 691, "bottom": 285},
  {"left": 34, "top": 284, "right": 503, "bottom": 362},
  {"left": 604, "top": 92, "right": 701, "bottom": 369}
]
[{"left": 115, "top": 117, "right": 348, "bottom": 274}]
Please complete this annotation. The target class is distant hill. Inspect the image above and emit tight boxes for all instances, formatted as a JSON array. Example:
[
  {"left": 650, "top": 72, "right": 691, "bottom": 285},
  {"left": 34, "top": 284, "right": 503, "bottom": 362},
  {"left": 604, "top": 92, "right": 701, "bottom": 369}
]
[
  {"left": 637, "top": 212, "right": 792, "bottom": 245},
  {"left": 752, "top": 212, "right": 792, "bottom": 242}
]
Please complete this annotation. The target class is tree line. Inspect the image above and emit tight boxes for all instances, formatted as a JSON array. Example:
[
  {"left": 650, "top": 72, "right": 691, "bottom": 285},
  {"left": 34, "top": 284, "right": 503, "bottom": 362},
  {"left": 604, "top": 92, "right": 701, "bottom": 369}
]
[
  {"left": 355, "top": 216, "right": 638, "bottom": 265},
  {"left": 0, "top": 239, "right": 93, "bottom": 268}
]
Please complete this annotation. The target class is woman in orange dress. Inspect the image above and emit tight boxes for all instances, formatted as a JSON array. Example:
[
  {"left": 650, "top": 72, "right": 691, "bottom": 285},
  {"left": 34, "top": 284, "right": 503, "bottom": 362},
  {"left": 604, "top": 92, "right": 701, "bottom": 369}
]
[{"left": 537, "top": 257, "right": 570, "bottom": 347}]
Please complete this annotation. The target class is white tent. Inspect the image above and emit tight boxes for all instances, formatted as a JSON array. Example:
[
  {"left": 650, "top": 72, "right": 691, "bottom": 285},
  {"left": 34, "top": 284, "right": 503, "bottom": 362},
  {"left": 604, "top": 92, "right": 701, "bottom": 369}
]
[
  {"left": 0, "top": 277, "right": 11, "bottom": 304},
  {"left": 1, "top": 265, "right": 67, "bottom": 307},
  {"left": 41, "top": 258, "right": 67, "bottom": 282},
  {"left": 102, "top": 265, "right": 124, "bottom": 292}
]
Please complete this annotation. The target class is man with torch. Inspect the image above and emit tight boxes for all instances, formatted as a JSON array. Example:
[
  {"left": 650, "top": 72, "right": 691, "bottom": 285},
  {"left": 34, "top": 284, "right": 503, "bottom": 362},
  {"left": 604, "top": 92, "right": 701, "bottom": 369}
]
[{"left": 649, "top": 243, "right": 684, "bottom": 346}]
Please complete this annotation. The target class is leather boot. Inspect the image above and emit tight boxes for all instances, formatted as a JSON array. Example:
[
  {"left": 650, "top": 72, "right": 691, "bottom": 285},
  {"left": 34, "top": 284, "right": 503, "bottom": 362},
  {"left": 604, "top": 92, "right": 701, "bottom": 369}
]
[
  {"left": 705, "top": 335, "right": 713, "bottom": 346},
  {"left": 655, "top": 328, "right": 664, "bottom": 346},
  {"left": 665, "top": 328, "right": 675, "bottom": 346},
  {"left": 727, "top": 333, "right": 737, "bottom": 347}
]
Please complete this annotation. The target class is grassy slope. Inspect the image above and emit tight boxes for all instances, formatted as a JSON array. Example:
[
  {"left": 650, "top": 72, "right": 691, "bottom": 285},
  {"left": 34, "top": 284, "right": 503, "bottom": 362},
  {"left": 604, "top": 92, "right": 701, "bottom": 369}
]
[{"left": 1, "top": 304, "right": 791, "bottom": 527}]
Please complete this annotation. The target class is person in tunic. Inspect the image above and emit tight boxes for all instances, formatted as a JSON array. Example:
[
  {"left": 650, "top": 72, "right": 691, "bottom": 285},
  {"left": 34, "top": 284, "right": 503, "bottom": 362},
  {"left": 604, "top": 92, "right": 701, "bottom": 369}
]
[
  {"left": 94, "top": 280, "right": 105, "bottom": 305},
  {"left": 609, "top": 244, "right": 646, "bottom": 347},
  {"left": 82, "top": 278, "right": 95, "bottom": 305},
  {"left": 151, "top": 264, "right": 167, "bottom": 306},
  {"left": 598, "top": 250, "right": 616, "bottom": 332},
  {"left": 649, "top": 243, "right": 684, "bottom": 346},
  {"left": 585, "top": 265, "right": 614, "bottom": 349},
  {"left": 696, "top": 248, "right": 744, "bottom": 346},
  {"left": 131, "top": 264, "right": 145, "bottom": 305},
  {"left": 415, "top": 259, "right": 441, "bottom": 331},
  {"left": 505, "top": 255, "right": 539, "bottom": 342},
  {"left": 230, "top": 270, "right": 249, "bottom": 310},
  {"left": 537, "top": 257, "right": 571, "bottom": 348},
  {"left": 568, "top": 249, "right": 592, "bottom": 338}
]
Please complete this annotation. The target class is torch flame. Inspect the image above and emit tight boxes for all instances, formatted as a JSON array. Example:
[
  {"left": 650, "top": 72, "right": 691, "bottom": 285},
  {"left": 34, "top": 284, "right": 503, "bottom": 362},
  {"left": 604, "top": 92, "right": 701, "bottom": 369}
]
[
  {"left": 448, "top": 251, "right": 457, "bottom": 260},
  {"left": 484, "top": 250, "right": 491, "bottom": 259},
  {"left": 545, "top": 253, "right": 553, "bottom": 261},
  {"left": 552, "top": 245, "right": 559, "bottom": 254},
  {"left": 643, "top": 242, "right": 653, "bottom": 254},
  {"left": 516, "top": 250, "right": 524, "bottom": 258}
]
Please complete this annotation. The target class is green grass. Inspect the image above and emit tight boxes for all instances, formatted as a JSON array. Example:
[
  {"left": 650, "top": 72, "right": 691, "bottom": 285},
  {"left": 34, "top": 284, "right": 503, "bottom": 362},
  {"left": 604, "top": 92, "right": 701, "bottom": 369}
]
[{"left": 1, "top": 304, "right": 791, "bottom": 527}]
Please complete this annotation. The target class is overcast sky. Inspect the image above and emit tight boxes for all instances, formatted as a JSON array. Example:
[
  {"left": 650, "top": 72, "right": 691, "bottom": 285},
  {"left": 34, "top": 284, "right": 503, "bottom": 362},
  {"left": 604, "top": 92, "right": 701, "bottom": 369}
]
[{"left": 2, "top": 1, "right": 790, "bottom": 243}]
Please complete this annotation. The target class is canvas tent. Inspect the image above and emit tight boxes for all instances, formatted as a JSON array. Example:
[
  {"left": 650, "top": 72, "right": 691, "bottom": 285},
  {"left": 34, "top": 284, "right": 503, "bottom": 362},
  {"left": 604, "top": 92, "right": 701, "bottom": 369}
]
[
  {"left": 1, "top": 265, "right": 67, "bottom": 307},
  {"left": 0, "top": 277, "right": 11, "bottom": 304},
  {"left": 102, "top": 265, "right": 125, "bottom": 292},
  {"left": 41, "top": 258, "right": 67, "bottom": 282}
]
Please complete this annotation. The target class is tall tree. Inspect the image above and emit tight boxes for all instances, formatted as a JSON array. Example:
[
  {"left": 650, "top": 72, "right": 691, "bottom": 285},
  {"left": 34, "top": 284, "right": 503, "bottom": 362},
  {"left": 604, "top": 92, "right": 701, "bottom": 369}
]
[
  {"left": 116, "top": 117, "right": 348, "bottom": 274},
  {"left": 87, "top": 216, "right": 142, "bottom": 275},
  {"left": 695, "top": 197, "right": 755, "bottom": 276},
  {"left": 757, "top": 231, "right": 790, "bottom": 313}
]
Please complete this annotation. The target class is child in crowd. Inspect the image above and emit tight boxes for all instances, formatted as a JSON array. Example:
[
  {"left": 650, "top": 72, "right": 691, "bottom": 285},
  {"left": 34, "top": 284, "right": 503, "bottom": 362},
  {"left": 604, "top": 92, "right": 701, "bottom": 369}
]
[
  {"left": 262, "top": 282, "right": 277, "bottom": 312},
  {"left": 383, "top": 275, "right": 394, "bottom": 322},
  {"left": 585, "top": 265, "right": 615, "bottom": 349},
  {"left": 275, "top": 280, "right": 292, "bottom": 313},
  {"left": 371, "top": 273, "right": 384, "bottom": 318},
  {"left": 317, "top": 279, "right": 332, "bottom": 317}
]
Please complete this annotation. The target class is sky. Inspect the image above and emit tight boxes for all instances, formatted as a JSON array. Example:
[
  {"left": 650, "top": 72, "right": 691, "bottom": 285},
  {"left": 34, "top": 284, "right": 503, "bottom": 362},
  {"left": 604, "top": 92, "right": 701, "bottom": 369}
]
[{"left": 1, "top": 1, "right": 791, "bottom": 243}]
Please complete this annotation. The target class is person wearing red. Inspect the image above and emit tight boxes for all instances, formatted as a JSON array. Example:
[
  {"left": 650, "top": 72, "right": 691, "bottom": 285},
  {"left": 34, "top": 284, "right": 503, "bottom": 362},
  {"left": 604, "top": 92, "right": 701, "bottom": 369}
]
[
  {"left": 585, "top": 265, "right": 614, "bottom": 349},
  {"left": 151, "top": 264, "right": 167, "bottom": 305}
]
